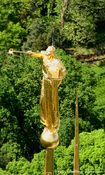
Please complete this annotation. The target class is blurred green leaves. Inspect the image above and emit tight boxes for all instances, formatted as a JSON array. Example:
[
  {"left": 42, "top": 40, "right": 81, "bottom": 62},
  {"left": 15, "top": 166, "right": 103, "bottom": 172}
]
[{"left": 0, "top": 129, "right": 104, "bottom": 175}]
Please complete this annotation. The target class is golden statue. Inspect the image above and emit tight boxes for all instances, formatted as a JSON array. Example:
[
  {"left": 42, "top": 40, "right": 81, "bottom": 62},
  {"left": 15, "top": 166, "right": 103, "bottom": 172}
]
[
  {"left": 8, "top": 46, "right": 66, "bottom": 148},
  {"left": 8, "top": 46, "right": 66, "bottom": 174}
]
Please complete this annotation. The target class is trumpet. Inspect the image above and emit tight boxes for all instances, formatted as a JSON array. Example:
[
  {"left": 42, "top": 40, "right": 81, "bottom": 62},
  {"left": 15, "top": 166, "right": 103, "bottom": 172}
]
[{"left": 8, "top": 48, "right": 33, "bottom": 55}]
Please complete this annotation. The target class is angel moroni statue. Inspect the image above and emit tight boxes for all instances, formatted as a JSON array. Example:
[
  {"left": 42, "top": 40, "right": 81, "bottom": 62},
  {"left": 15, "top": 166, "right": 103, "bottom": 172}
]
[
  {"left": 38, "top": 46, "right": 66, "bottom": 148},
  {"left": 8, "top": 46, "right": 66, "bottom": 174}
]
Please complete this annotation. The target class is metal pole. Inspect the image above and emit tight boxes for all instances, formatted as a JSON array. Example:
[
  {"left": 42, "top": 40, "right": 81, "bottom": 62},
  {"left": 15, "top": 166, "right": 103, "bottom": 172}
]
[
  {"left": 73, "top": 85, "right": 79, "bottom": 175},
  {"left": 44, "top": 148, "right": 54, "bottom": 175}
]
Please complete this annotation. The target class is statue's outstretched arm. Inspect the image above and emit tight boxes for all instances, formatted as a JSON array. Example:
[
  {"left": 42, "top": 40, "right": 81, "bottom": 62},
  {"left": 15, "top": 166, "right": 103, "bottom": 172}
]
[
  {"left": 31, "top": 52, "right": 44, "bottom": 58},
  {"left": 8, "top": 48, "right": 44, "bottom": 59}
]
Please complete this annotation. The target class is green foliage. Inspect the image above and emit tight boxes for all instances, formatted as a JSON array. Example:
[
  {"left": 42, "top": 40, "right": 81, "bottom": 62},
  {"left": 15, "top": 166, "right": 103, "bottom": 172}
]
[
  {"left": 79, "top": 129, "right": 105, "bottom": 174},
  {"left": 47, "top": 0, "right": 55, "bottom": 18},
  {"left": 0, "top": 168, "right": 7, "bottom": 175},
  {"left": 6, "top": 157, "right": 30, "bottom": 175},
  {"left": 55, "top": 0, "right": 105, "bottom": 47},
  {"left": 0, "top": 0, "right": 105, "bottom": 49},
  {"left": 0, "top": 141, "right": 21, "bottom": 169},
  {"left": 0, "top": 50, "right": 44, "bottom": 167},
  {"left": 0, "top": 21, "right": 27, "bottom": 49},
  {"left": 0, "top": 0, "right": 46, "bottom": 30},
  {"left": 0, "top": 48, "right": 104, "bottom": 168},
  {"left": 22, "top": 18, "right": 68, "bottom": 52},
  {"left": 55, "top": 129, "right": 105, "bottom": 175},
  {"left": 56, "top": 49, "right": 98, "bottom": 146},
  {"left": 0, "top": 0, "right": 49, "bottom": 49},
  {"left": 91, "top": 64, "right": 105, "bottom": 130},
  {"left": 61, "top": 15, "right": 95, "bottom": 46},
  {"left": 0, "top": 0, "right": 105, "bottom": 171},
  {"left": 22, "top": 18, "right": 47, "bottom": 51},
  {"left": 64, "top": 5, "right": 95, "bottom": 46},
  {"left": 6, "top": 150, "right": 45, "bottom": 175},
  {"left": 1, "top": 129, "right": 104, "bottom": 175}
]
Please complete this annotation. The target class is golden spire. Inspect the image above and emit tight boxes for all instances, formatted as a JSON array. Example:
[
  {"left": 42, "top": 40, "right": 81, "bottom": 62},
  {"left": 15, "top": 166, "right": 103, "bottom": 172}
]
[{"left": 73, "top": 85, "right": 79, "bottom": 175}]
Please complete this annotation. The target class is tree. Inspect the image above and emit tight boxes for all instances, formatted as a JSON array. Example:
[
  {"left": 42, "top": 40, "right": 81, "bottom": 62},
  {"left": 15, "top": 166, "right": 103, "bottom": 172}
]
[
  {"left": 55, "top": 0, "right": 105, "bottom": 46},
  {"left": 0, "top": 0, "right": 46, "bottom": 30},
  {"left": 2, "top": 129, "right": 105, "bottom": 175},
  {"left": 79, "top": 129, "right": 105, "bottom": 174},
  {"left": 22, "top": 18, "right": 68, "bottom": 51},
  {"left": 0, "top": 168, "right": 7, "bottom": 175},
  {"left": 0, "top": 21, "right": 27, "bottom": 49},
  {"left": 91, "top": 63, "right": 105, "bottom": 130},
  {"left": 55, "top": 0, "right": 69, "bottom": 27},
  {"left": 6, "top": 151, "right": 45, "bottom": 175},
  {"left": 47, "top": 0, "right": 55, "bottom": 19},
  {"left": 0, "top": 141, "right": 21, "bottom": 169},
  {"left": 22, "top": 18, "right": 47, "bottom": 51},
  {"left": 0, "top": 0, "right": 48, "bottom": 50},
  {"left": 55, "top": 49, "right": 99, "bottom": 147},
  {"left": 0, "top": 0, "right": 105, "bottom": 49},
  {"left": 0, "top": 50, "right": 43, "bottom": 168}
]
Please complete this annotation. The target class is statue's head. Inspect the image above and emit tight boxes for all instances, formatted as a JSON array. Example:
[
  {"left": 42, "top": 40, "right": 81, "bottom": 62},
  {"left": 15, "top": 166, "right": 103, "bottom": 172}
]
[{"left": 46, "top": 46, "right": 56, "bottom": 55}]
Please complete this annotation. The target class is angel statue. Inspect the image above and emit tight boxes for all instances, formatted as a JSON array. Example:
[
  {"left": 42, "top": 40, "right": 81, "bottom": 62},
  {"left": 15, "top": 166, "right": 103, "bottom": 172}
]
[{"left": 8, "top": 46, "right": 66, "bottom": 148}]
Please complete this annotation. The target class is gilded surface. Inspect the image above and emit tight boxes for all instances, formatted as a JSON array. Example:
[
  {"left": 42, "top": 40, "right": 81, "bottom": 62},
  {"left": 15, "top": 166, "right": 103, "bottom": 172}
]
[
  {"left": 8, "top": 46, "right": 66, "bottom": 136},
  {"left": 32, "top": 46, "right": 66, "bottom": 131}
]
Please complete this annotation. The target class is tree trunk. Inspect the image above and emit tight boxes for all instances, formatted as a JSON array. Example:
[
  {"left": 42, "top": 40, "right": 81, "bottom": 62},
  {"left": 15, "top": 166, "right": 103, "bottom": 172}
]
[{"left": 61, "top": 0, "right": 68, "bottom": 28}]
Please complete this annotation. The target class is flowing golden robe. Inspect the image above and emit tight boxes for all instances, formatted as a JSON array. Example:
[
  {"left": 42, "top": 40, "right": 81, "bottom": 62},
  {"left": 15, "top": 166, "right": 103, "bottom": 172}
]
[{"left": 32, "top": 49, "right": 66, "bottom": 131}]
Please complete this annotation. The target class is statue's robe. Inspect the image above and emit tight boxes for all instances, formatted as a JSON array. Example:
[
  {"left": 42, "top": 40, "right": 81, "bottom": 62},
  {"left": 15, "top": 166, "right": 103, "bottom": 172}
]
[{"left": 40, "top": 53, "right": 66, "bottom": 131}]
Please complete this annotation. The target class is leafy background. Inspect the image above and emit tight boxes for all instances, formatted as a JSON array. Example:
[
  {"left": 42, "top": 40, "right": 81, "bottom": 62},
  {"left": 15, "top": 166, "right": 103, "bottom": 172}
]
[{"left": 0, "top": 0, "right": 105, "bottom": 174}]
